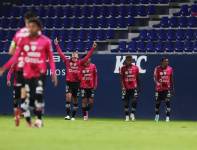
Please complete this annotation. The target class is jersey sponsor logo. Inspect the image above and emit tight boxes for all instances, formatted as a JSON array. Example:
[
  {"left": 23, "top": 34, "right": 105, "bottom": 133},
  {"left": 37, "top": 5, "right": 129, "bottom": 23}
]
[{"left": 114, "top": 55, "right": 147, "bottom": 74}]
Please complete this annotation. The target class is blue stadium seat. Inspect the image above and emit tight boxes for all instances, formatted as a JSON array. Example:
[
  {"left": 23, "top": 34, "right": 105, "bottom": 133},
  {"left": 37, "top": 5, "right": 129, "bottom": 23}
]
[
  {"left": 137, "top": 41, "right": 146, "bottom": 52},
  {"left": 185, "top": 29, "right": 195, "bottom": 40},
  {"left": 98, "top": 18, "right": 108, "bottom": 28},
  {"left": 137, "top": 6, "right": 147, "bottom": 16},
  {"left": 176, "top": 30, "right": 186, "bottom": 41},
  {"left": 128, "top": 41, "right": 137, "bottom": 52},
  {"left": 118, "top": 17, "right": 128, "bottom": 28},
  {"left": 174, "top": 5, "right": 190, "bottom": 16},
  {"left": 106, "top": 30, "right": 115, "bottom": 39},
  {"left": 63, "top": 18, "right": 71, "bottom": 28},
  {"left": 75, "top": 41, "right": 85, "bottom": 52},
  {"left": 158, "top": 30, "right": 167, "bottom": 41},
  {"left": 108, "top": 18, "right": 118, "bottom": 28},
  {"left": 147, "top": 5, "right": 156, "bottom": 15},
  {"left": 66, "top": 41, "right": 75, "bottom": 52},
  {"left": 164, "top": 42, "right": 174, "bottom": 52},
  {"left": 167, "top": 30, "right": 176, "bottom": 41},
  {"left": 78, "top": 30, "right": 87, "bottom": 41},
  {"left": 174, "top": 41, "right": 184, "bottom": 52},
  {"left": 119, "top": 41, "right": 128, "bottom": 52},
  {"left": 155, "top": 42, "right": 164, "bottom": 52},
  {"left": 89, "top": 18, "right": 98, "bottom": 28},
  {"left": 188, "top": 17, "right": 197, "bottom": 27},
  {"left": 169, "top": 17, "right": 179, "bottom": 28},
  {"left": 147, "top": 30, "right": 158, "bottom": 41},
  {"left": 128, "top": 6, "right": 137, "bottom": 17},
  {"left": 146, "top": 41, "right": 155, "bottom": 52},
  {"left": 96, "top": 30, "right": 106, "bottom": 41},
  {"left": 87, "top": 30, "right": 96, "bottom": 41},
  {"left": 139, "top": 30, "right": 148, "bottom": 41},
  {"left": 179, "top": 17, "right": 188, "bottom": 27},
  {"left": 184, "top": 41, "right": 194, "bottom": 52}
]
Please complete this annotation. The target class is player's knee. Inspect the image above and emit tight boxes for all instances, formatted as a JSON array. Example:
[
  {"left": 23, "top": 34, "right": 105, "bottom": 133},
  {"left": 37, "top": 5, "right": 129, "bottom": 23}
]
[{"left": 35, "top": 100, "right": 44, "bottom": 111}]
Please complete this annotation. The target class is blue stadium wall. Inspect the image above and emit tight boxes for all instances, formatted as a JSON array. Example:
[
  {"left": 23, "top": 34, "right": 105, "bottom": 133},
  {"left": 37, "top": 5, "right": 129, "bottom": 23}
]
[{"left": 0, "top": 54, "right": 197, "bottom": 120}]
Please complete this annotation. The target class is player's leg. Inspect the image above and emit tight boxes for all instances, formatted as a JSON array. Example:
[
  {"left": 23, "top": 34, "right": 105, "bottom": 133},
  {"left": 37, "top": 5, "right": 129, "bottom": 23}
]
[
  {"left": 81, "top": 89, "right": 88, "bottom": 120},
  {"left": 155, "top": 91, "right": 162, "bottom": 122},
  {"left": 86, "top": 89, "right": 95, "bottom": 120},
  {"left": 122, "top": 90, "right": 130, "bottom": 121},
  {"left": 71, "top": 83, "right": 80, "bottom": 120},
  {"left": 34, "top": 76, "right": 45, "bottom": 128},
  {"left": 165, "top": 90, "right": 171, "bottom": 122},
  {"left": 65, "top": 83, "right": 72, "bottom": 120},
  {"left": 130, "top": 89, "right": 138, "bottom": 121},
  {"left": 13, "top": 85, "right": 22, "bottom": 127},
  {"left": 21, "top": 80, "right": 32, "bottom": 127}
]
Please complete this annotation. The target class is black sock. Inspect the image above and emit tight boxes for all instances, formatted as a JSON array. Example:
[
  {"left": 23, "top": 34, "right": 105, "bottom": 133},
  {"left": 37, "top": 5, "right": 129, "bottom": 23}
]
[
  {"left": 35, "top": 110, "right": 42, "bottom": 120},
  {"left": 124, "top": 107, "right": 129, "bottom": 116},
  {"left": 86, "top": 103, "right": 93, "bottom": 111},
  {"left": 26, "top": 117, "right": 31, "bottom": 124},
  {"left": 165, "top": 100, "right": 171, "bottom": 117},
  {"left": 72, "top": 104, "right": 78, "bottom": 118},
  {"left": 155, "top": 100, "right": 161, "bottom": 115},
  {"left": 66, "top": 102, "right": 71, "bottom": 116},
  {"left": 131, "top": 100, "right": 137, "bottom": 114},
  {"left": 82, "top": 107, "right": 87, "bottom": 117}
]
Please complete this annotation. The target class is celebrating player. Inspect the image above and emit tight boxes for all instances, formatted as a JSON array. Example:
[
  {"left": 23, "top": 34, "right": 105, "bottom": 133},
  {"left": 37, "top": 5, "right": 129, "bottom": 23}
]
[
  {"left": 120, "top": 56, "right": 140, "bottom": 121},
  {"left": 154, "top": 57, "right": 174, "bottom": 122},
  {"left": 54, "top": 38, "right": 97, "bottom": 121},
  {"left": 80, "top": 55, "right": 97, "bottom": 121},
  {"left": 0, "top": 18, "right": 57, "bottom": 128}
]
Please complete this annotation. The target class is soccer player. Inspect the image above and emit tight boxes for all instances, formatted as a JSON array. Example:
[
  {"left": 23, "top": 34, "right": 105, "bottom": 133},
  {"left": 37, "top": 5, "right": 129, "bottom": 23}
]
[
  {"left": 154, "top": 57, "right": 174, "bottom": 122},
  {"left": 79, "top": 56, "right": 97, "bottom": 121},
  {"left": 120, "top": 56, "right": 140, "bottom": 121},
  {"left": 54, "top": 38, "right": 97, "bottom": 121},
  {"left": 6, "top": 11, "right": 37, "bottom": 126},
  {"left": 0, "top": 18, "right": 57, "bottom": 128}
]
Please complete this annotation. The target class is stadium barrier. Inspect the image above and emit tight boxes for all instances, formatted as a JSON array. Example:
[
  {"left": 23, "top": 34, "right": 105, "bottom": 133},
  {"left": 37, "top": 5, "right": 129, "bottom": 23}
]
[{"left": 0, "top": 54, "right": 197, "bottom": 120}]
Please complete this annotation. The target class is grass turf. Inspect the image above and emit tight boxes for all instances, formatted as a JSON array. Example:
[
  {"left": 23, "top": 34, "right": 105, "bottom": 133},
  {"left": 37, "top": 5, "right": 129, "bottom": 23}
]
[{"left": 0, "top": 116, "right": 197, "bottom": 150}]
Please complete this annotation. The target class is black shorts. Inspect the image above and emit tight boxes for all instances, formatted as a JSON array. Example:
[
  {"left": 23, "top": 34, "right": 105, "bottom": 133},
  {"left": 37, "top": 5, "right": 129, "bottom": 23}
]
[
  {"left": 155, "top": 90, "right": 171, "bottom": 101},
  {"left": 122, "top": 89, "right": 138, "bottom": 101},
  {"left": 25, "top": 75, "right": 46, "bottom": 108},
  {"left": 66, "top": 81, "right": 80, "bottom": 97},
  {"left": 81, "top": 88, "right": 95, "bottom": 99},
  {"left": 15, "top": 70, "right": 25, "bottom": 87},
  {"left": 13, "top": 85, "right": 21, "bottom": 100}
]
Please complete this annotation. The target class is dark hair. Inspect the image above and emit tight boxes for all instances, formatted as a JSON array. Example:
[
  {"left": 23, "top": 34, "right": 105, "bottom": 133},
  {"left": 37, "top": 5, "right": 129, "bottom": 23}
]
[
  {"left": 125, "top": 55, "right": 132, "bottom": 60},
  {"left": 28, "top": 18, "right": 42, "bottom": 29},
  {"left": 24, "top": 11, "right": 36, "bottom": 20},
  {"left": 161, "top": 57, "right": 168, "bottom": 62}
]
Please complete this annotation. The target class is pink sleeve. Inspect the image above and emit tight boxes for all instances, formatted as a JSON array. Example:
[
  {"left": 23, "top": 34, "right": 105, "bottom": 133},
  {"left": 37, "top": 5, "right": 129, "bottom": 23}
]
[
  {"left": 80, "top": 47, "right": 95, "bottom": 65},
  {"left": 94, "top": 65, "right": 98, "bottom": 89},
  {"left": 3, "top": 47, "right": 21, "bottom": 70},
  {"left": 55, "top": 43, "right": 68, "bottom": 63},
  {"left": 47, "top": 41, "right": 56, "bottom": 76},
  {"left": 7, "top": 66, "right": 14, "bottom": 82}
]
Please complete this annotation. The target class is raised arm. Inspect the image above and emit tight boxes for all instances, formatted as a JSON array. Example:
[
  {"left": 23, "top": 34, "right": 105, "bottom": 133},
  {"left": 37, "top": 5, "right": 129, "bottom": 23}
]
[
  {"left": 54, "top": 38, "right": 68, "bottom": 63},
  {"left": 80, "top": 42, "right": 97, "bottom": 65}
]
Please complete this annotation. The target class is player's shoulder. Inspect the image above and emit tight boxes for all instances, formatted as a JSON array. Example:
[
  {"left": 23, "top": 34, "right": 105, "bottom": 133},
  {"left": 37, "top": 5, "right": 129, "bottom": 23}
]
[
  {"left": 90, "top": 63, "right": 96, "bottom": 68},
  {"left": 155, "top": 65, "right": 161, "bottom": 70},
  {"left": 132, "top": 64, "right": 139, "bottom": 70},
  {"left": 40, "top": 35, "right": 52, "bottom": 43},
  {"left": 167, "top": 66, "right": 173, "bottom": 71}
]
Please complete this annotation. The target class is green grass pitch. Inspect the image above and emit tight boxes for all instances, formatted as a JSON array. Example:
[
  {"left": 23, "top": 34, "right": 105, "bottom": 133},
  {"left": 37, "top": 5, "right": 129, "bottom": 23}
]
[{"left": 0, "top": 116, "right": 197, "bottom": 150}]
